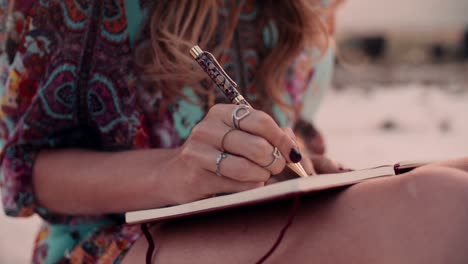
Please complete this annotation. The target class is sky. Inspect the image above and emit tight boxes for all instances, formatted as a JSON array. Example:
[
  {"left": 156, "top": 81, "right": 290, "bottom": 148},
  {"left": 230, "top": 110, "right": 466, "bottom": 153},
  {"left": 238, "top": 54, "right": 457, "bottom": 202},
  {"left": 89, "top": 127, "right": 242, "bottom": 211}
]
[{"left": 336, "top": 0, "right": 468, "bottom": 33}]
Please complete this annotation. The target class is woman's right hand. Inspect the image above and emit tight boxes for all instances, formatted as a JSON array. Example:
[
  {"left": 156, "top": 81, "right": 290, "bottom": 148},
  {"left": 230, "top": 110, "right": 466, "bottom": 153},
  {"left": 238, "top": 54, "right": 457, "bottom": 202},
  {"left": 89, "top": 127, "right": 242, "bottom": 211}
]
[{"left": 163, "top": 104, "right": 302, "bottom": 205}]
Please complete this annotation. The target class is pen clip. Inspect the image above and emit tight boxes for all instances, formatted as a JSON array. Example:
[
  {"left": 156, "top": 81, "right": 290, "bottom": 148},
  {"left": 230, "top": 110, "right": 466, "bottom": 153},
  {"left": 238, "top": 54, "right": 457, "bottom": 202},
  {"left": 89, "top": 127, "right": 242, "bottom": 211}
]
[{"left": 204, "top": 51, "right": 238, "bottom": 88}]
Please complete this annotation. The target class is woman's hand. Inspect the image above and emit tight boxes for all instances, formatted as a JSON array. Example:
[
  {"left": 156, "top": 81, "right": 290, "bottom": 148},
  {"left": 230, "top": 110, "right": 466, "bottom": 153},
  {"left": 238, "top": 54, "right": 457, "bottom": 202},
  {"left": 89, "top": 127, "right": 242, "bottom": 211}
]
[
  {"left": 292, "top": 119, "right": 347, "bottom": 175},
  {"left": 266, "top": 129, "right": 347, "bottom": 184},
  {"left": 163, "top": 104, "right": 302, "bottom": 205},
  {"left": 285, "top": 128, "right": 345, "bottom": 175}
]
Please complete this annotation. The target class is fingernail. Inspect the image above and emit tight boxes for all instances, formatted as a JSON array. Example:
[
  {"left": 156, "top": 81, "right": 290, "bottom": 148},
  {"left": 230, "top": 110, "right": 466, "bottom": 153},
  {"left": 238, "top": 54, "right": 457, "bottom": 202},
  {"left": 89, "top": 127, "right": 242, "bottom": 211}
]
[{"left": 289, "top": 147, "right": 302, "bottom": 163}]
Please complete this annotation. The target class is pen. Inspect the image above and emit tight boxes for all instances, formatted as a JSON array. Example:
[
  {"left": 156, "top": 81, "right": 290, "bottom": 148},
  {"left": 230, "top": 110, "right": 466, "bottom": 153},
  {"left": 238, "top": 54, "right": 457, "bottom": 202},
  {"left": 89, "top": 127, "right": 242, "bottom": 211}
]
[{"left": 190, "top": 45, "right": 309, "bottom": 178}]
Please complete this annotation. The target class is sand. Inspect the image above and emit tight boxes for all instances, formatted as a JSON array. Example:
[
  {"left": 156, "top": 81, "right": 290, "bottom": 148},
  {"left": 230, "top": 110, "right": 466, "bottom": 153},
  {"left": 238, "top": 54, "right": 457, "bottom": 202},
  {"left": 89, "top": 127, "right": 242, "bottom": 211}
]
[
  {"left": 316, "top": 85, "right": 468, "bottom": 168},
  {"left": 1, "top": 84, "right": 467, "bottom": 263}
]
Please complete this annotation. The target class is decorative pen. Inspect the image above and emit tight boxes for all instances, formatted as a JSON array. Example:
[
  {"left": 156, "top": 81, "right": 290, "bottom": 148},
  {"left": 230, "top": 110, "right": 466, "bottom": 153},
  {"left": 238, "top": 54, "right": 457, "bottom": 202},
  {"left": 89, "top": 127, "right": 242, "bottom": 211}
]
[{"left": 190, "top": 45, "right": 309, "bottom": 178}]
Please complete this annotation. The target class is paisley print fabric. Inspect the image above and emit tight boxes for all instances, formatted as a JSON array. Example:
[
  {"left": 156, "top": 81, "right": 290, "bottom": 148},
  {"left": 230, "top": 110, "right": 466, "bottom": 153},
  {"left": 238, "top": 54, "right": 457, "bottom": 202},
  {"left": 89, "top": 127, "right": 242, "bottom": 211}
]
[{"left": 0, "top": 0, "right": 337, "bottom": 263}]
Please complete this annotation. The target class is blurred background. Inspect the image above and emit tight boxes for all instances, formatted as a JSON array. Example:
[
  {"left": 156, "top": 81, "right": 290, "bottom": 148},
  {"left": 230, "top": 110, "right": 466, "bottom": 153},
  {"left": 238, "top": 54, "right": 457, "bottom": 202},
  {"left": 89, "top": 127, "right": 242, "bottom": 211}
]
[
  {"left": 317, "top": 0, "right": 468, "bottom": 168},
  {"left": 1, "top": 0, "right": 468, "bottom": 263}
]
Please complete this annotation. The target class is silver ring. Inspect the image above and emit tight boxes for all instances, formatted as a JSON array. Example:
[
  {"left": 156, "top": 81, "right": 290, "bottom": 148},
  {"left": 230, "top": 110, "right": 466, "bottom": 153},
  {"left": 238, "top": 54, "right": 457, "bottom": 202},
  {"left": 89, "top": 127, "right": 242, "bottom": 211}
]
[
  {"left": 262, "top": 147, "right": 281, "bottom": 169},
  {"left": 220, "top": 128, "right": 237, "bottom": 152},
  {"left": 216, "top": 152, "right": 228, "bottom": 177},
  {"left": 232, "top": 104, "right": 251, "bottom": 130}
]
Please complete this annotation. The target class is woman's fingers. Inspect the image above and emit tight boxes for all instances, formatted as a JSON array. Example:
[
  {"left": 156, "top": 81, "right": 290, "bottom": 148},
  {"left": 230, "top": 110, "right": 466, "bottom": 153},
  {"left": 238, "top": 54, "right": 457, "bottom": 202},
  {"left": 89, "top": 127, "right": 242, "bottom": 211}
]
[
  {"left": 310, "top": 155, "right": 342, "bottom": 174},
  {"left": 189, "top": 120, "right": 286, "bottom": 175},
  {"left": 195, "top": 145, "right": 270, "bottom": 183},
  {"left": 282, "top": 127, "right": 316, "bottom": 176},
  {"left": 207, "top": 104, "right": 302, "bottom": 164},
  {"left": 180, "top": 103, "right": 309, "bottom": 201},
  {"left": 219, "top": 128, "right": 286, "bottom": 175}
]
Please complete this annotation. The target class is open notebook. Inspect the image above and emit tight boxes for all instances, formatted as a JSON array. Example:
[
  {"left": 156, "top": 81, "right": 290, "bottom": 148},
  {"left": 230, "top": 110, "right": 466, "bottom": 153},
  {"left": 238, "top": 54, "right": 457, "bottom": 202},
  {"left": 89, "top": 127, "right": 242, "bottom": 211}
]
[{"left": 125, "top": 161, "right": 428, "bottom": 224}]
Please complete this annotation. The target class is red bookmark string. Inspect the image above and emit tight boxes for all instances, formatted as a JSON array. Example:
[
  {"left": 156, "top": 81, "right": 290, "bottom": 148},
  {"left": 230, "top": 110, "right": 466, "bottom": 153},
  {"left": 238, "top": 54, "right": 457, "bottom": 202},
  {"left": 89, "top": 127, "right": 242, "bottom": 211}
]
[
  {"left": 256, "top": 196, "right": 301, "bottom": 264},
  {"left": 141, "top": 223, "right": 155, "bottom": 264},
  {"left": 141, "top": 196, "right": 301, "bottom": 264}
]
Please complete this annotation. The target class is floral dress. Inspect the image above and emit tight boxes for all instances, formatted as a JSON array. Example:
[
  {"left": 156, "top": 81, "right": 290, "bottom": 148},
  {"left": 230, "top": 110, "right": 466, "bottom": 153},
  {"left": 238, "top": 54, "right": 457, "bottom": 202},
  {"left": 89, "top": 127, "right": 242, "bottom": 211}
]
[{"left": 0, "top": 0, "right": 337, "bottom": 263}]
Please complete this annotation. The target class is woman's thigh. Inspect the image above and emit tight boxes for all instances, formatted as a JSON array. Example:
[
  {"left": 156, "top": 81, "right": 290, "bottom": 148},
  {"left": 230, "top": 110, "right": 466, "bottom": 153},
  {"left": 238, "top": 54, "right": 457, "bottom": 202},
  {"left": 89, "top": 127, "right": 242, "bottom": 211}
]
[{"left": 122, "top": 166, "right": 468, "bottom": 264}]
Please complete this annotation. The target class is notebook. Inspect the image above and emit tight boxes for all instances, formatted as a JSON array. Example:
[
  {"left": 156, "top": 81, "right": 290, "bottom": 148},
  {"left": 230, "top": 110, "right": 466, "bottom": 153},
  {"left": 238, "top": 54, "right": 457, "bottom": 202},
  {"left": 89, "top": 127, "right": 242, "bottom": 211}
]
[{"left": 125, "top": 161, "right": 428, "bottom": 224}]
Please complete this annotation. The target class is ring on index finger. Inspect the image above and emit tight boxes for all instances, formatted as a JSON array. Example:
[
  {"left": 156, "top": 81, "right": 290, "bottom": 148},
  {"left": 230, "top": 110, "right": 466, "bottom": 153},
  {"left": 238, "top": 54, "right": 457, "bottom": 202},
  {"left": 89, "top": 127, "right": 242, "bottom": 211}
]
[{"left": 232, "top": 104, "right": 251, "bottom": 130}]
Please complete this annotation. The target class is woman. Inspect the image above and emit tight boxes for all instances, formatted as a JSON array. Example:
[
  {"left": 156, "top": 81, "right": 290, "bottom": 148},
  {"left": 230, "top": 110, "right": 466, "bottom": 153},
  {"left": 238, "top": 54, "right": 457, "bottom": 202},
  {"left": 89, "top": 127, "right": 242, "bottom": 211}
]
[{"left": 1, "top": 1, "right": 467, "bottom": 263}]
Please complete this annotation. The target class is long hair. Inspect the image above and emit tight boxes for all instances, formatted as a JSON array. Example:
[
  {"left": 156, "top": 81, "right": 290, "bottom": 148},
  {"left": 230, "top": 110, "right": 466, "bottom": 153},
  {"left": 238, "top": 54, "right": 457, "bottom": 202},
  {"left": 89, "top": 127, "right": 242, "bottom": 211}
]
[{"left": 138, "top": 0, "right": 335, "bottom": 112}]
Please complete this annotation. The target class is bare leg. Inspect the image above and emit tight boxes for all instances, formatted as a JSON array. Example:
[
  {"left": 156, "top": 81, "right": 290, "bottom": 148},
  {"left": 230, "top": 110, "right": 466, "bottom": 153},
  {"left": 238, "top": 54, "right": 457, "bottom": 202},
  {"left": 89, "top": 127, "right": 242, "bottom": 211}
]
[
  {"left": 429, "top": 157, "right": 468, "bottom": 172},
  {"left": 122, "top": 166, "right": 468, "bottom": 264}
]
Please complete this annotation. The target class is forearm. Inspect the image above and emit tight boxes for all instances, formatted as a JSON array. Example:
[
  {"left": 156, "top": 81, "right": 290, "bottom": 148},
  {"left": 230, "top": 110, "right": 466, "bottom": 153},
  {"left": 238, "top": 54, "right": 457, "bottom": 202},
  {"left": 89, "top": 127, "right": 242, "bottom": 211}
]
[{"left": 33, "top": 148, "right": 178, "bottom": 215}]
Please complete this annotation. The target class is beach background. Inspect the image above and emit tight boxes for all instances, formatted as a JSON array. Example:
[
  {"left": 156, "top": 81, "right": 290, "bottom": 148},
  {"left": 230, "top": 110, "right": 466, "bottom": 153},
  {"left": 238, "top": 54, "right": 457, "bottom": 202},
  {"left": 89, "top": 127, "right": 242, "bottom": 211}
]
[{"left": 1, "top": 0, "right": 468, "bottom": 263}]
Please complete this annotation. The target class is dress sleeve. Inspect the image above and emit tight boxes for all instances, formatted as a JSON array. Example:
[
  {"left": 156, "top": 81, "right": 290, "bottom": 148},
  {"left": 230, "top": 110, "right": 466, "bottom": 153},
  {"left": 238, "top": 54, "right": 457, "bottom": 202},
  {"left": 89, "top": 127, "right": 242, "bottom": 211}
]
[
  {"left": 0, "top": 1, "right": 53, "bottom": 221},
  {"left": 0, "top": 2, "right": 38, "bottom": 217},
  {"left": 0, "top": 1, "right": 100, "bottom": 224}
]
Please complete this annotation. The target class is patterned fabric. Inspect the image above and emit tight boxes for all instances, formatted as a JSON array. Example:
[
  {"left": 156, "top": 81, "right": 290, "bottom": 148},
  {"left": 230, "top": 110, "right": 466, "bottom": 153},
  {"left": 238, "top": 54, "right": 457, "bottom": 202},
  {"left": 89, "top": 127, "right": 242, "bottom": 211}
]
[{"left": 0, "top": 1, "right": 337, "bottom": 263}]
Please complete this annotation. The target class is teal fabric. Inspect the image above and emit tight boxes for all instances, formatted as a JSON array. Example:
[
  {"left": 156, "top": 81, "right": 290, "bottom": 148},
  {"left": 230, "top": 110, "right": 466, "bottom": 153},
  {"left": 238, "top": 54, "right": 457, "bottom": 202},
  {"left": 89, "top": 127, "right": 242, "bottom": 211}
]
[
  {"left": 123, "top": 0, "right": 144, "bottom": 45},
  {"left": 174, "top": 87, "right": 205, "bottom": 139},
  {"left": 45, "top": 220, "right": 112, "bottom": 264}
]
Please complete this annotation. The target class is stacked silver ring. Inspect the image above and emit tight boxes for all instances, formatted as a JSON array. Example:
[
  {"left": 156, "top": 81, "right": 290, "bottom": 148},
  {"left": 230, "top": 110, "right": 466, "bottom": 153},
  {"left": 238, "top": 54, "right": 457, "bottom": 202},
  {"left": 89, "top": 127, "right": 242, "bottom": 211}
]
[
  {"left": 215, "top": 152, "right": 228, "bottom": 177},
  {"left": 232, "top": 104, "right": 251, "bottom": 129},
  {"left": 262, "top": 147, "right": 281, "bottom": 169}
]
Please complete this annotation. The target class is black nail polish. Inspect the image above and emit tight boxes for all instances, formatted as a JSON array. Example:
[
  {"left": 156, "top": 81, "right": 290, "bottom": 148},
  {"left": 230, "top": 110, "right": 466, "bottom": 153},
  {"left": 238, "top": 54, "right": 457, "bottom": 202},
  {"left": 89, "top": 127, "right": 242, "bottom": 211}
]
[{"left": 289, "top": 147, "right": 302, "bottom": 163}]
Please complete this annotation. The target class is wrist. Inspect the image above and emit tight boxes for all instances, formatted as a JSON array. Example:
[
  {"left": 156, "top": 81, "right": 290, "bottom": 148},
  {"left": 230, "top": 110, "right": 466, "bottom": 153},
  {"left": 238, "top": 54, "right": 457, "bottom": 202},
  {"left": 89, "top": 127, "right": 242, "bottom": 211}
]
[{"left": 145, "top": 147, "right": 187, "bottom": 208}]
